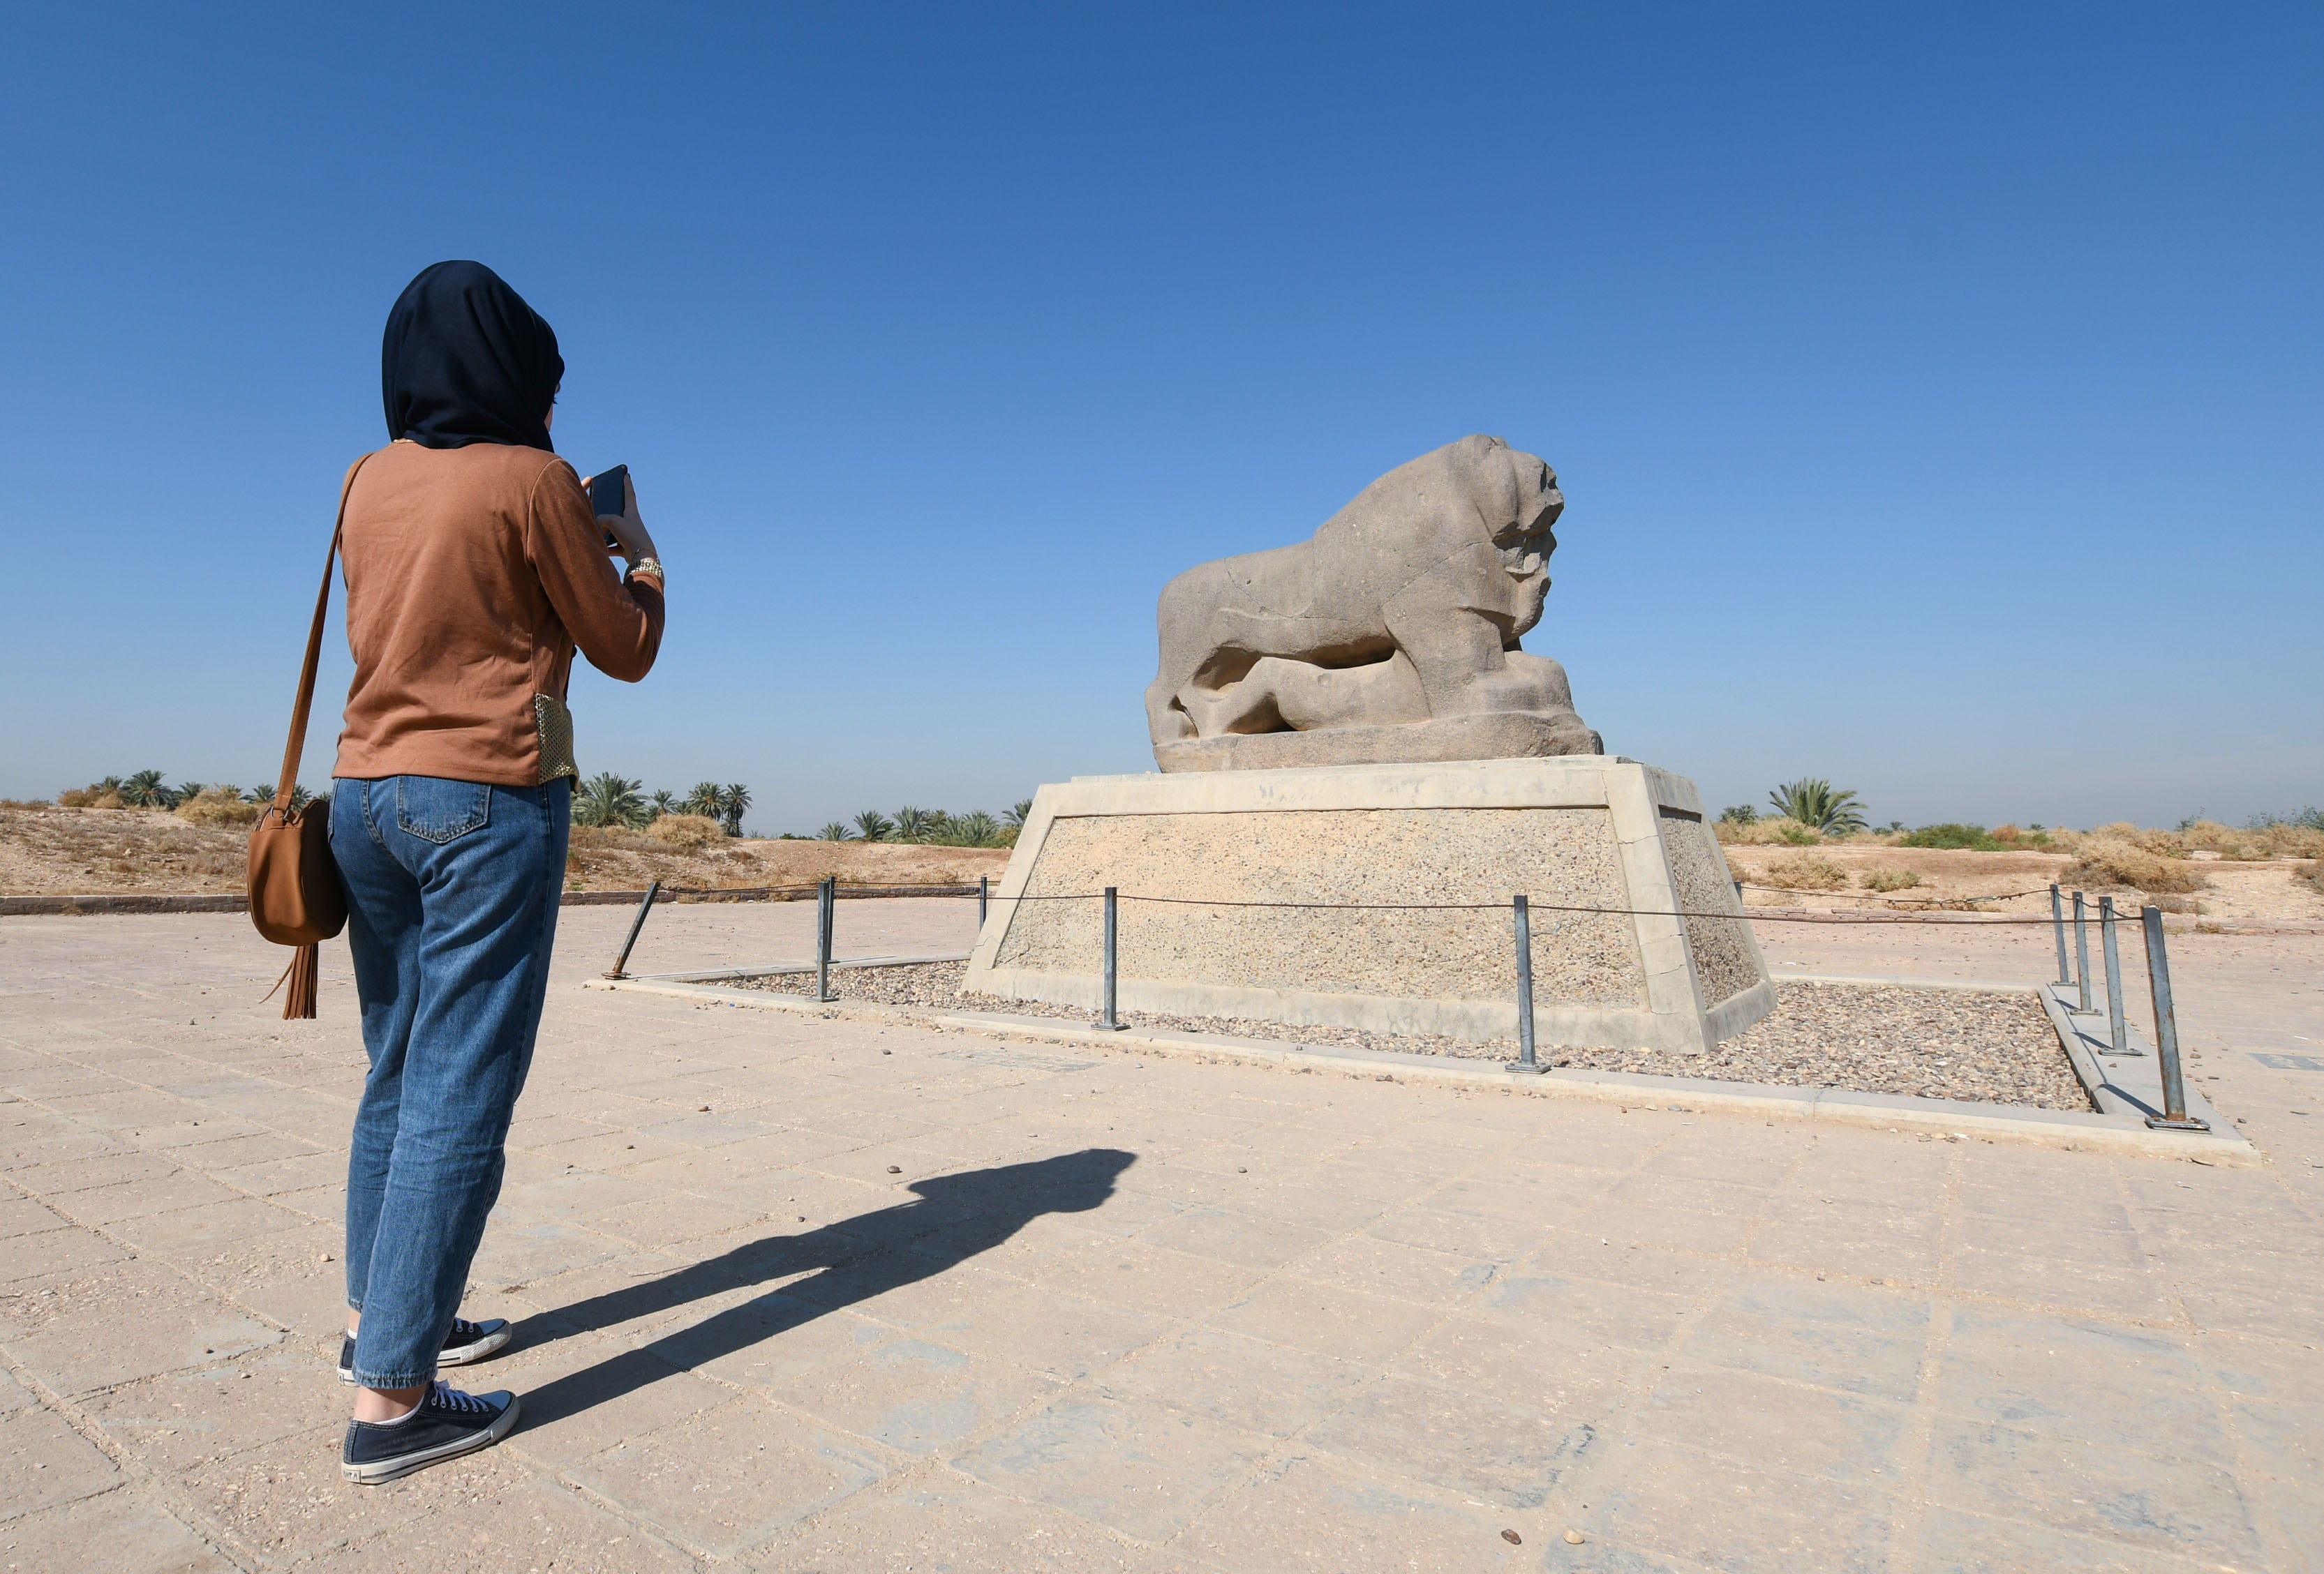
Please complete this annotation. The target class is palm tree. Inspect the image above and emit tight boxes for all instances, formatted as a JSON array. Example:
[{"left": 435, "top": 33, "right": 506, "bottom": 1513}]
[
  {"left": 852, "top": 809, "right": 895, "bottom": 843},
  {"left": 685, "top": 781, "right": 723, "bottom": 818},
  {"left": 721, "top": 784, "right": 752, "bottom": 837},
  {"left": 893, "top": 806, "right": 939, "bottom": 843},
  {"left": 1766, "top": 777, "right": 1868, "bottom": 835},
  {"left": 943, "top": 809, "right": 1002, "bottom": 847},
  {"left": 817, "top": 822, "right": 853, "bottom": 841},
  {"left": 121, "top": 769, "right": 169, "bottom": 808},
  {"left": 648, "top": 789, "right": 678, "bottom": 820},
  {"left": 172, "top": 781, "right": 207, "bottom": 806},
  {"left": 575, "top": 772, "right": 648, "bottom": 828}
]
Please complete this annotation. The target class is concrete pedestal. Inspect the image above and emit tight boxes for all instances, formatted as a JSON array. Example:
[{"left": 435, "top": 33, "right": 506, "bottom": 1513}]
[{"left": 964, "top": 757, "right": 1775, "bottom": 1053}]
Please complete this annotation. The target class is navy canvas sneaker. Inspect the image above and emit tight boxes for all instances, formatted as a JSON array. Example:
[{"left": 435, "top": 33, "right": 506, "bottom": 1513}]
[
  {"left": 338, "top": 1317, "right": 512, "bottom": 1384},
  {"left": 341, "top": 1382, "right": 520, "bottom": 1484}
]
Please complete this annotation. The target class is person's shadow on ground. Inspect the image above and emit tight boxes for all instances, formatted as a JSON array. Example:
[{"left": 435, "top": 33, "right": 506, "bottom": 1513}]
[{"left": 510, "top": 1147, "right": 1137, "bottom": 1427}]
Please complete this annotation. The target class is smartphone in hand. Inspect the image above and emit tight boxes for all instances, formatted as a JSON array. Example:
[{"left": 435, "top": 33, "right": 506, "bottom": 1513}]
[{"left": 590, "top": 465, "right": 629, "bottom": 550}]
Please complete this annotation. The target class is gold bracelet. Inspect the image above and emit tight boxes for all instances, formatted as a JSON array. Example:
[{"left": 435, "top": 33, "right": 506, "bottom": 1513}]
[{"left": 625, "top": 556, "right": 665, "bottom": 587}]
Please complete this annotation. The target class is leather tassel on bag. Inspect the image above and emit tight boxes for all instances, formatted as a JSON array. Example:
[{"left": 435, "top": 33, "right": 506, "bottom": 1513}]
[{"left": 262, "top": 944, "right": 321, "bottom": 1021}]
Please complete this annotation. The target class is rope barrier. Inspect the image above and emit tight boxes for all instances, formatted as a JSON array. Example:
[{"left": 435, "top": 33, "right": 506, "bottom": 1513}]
[
  {"left": 1736, "top": 882, "right": 2055, "bottom": 904},
  {"left": 623, "top": 879, "right": 2143, "bottom": 927},
  {"left": 970, "top": 890, "right": 2133, "bottom": 926},
  {"left": 600, "top": 873, "right": 2206, "bottom": 1127},
  {"left": 650, "top": 882, "right": 981, "bottom": 901}
]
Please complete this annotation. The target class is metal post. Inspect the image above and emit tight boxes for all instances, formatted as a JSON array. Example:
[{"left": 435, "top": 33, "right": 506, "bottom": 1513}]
[
  {"left": 814, "top": 875, "right": 837, "bottom": 1002},
  {"left": 1095, "top": 887, "right": 1127, "bottom": 1030},
  {"left": 2099, "top": 896, "right": 2132, "bottom": 1054},
  {"left": 2141, "top": 905, "right": 2208, "bottom": 1132},
  {"left": 1507, "top": 894, "right": 1545, "bottom": 1074},
  {"left": 604, "top": 879, "right": 661, "bottom": 978},
  {"left": 978, "top": 875, "right": 989, "bottom": 929},
  {"left": 2049, "top": 885, "right": 2071, "bottom": 985},
  {"left": 2072, "top": 890, "right": 2092, "bottom": 1013}
]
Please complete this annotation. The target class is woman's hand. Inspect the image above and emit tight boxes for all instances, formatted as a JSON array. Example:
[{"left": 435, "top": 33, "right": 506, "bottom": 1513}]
[{"left": 584, "top": 470, "right": 660, "bottom": 567}]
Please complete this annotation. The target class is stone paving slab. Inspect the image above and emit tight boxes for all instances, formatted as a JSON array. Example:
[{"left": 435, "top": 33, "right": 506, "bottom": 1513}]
[{"left": 1, "top": 904, "right": 2320, "bottom": 1571}]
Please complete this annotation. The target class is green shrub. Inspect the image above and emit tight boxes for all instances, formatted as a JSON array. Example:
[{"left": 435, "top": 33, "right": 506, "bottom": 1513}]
[{"left": 1898, "top": 823, "right": 2004, "bottom": 850}]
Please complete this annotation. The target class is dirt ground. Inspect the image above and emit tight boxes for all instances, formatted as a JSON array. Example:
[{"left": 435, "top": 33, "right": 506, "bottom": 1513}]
[
  {"left": 1718, "top": 840, "right": 2324, "bottom": 925},
  {"left": 0, "top": 805, "right": 252, "bottom": 894},
  {"left": 6, "top": 802, "right": 2314, "bottom": 922},
  {"left": 0, "top": 804, "right": 1009, "bottom": 897},
  {"left": 560, "top": 827, "right": 1009, "bottom": 892}
]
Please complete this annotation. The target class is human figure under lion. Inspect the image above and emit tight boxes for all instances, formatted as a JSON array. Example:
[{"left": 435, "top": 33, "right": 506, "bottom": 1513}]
[{"left": 1145, "top": 435, "right": 1600, "bottom": 760}]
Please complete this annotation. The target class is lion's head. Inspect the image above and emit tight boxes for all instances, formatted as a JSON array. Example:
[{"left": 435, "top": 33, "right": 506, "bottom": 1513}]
[{"left": 1447, "top": 434, "right": 1563, "bottom": 554}]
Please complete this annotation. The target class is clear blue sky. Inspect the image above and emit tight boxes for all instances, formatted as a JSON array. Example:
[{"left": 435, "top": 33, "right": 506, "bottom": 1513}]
[{"left": 4, "top": 4, "right": 2317, "bottom": 832}]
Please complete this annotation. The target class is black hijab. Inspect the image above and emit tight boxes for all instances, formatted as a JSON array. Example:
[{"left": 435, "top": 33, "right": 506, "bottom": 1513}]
[{"left": 381, "top": 261, "right": 564, "bottom": 452}]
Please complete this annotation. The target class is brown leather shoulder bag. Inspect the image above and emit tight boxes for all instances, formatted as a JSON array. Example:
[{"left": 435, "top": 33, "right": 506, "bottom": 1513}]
[{"left": 249, "top": 456, "right": 370, "bottom": 1018}]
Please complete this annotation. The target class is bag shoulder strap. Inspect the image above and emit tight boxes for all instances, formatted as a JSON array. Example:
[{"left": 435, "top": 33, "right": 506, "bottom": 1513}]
[{"left": 273, "top": 454, "right": 375, "bottom": 811}]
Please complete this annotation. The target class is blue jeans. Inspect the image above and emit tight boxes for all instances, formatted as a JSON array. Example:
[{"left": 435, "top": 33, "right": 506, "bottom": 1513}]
[{"left": 329, "top": 774, "right": 570, "bottom": 1388}]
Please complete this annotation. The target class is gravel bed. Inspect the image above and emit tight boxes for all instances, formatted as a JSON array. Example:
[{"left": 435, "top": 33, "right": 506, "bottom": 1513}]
[
  {"left": 733, "top": 961, "right": 974, "bottom": 1008},
  {"left": 1581, "top": 984, "right": 2088, "bottom": 1110},
  {"left": 726, "top": 964, "right": 2089, "bottom": 1111}
]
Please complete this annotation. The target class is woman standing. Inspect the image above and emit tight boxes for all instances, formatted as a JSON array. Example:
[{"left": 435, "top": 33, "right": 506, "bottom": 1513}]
[{"left": 329, "top": 261, "right": 664, "bottom": 1483}]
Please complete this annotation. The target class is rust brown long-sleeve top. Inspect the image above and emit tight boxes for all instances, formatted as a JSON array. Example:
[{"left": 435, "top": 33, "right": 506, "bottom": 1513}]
[{"left": 332, "top": 440, "right": 664, "bottom": 787}]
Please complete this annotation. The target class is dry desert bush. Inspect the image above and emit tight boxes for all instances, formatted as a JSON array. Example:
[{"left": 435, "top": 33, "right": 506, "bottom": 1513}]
[
  {"left": 2066, "top": 833, "right": 2209, "bottom": 894},
  {"left": 643, "top": 812, "right": 724, "bottom": 850},
  {"left": 1715, "top": 816, "right": 1822, "bottom": 847},
  {"left": 557, "top": 823, "right": 1008, "bottom": 893},
  {"left": 2052, "top": 819, "right": 2324, "bottom": 862},
  {"left": 2300, "top": 860, "right": 2324, "bottom": 895},
  {"left": 1761, "top": 852, "right": 1849, "bottom": 891},
  {"left": 1859, "top": 866, "right": 1923, "bottom": 892},
  {"left": 2179, "top": 818, "right": 2324, "bottom": 860},
  {"left": 174, "top": 789, "right": 260, "bottom": 827}
]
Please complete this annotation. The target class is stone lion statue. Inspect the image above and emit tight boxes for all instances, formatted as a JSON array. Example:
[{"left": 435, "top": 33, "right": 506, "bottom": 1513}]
[{"left": 1145, "top": 435, "right": 1601, "bottom": 770}]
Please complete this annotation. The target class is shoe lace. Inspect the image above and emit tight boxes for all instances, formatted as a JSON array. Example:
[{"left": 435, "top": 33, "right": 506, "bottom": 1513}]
[{"left": 429, "top": 1381, "right": 492, "bottom": 1416}]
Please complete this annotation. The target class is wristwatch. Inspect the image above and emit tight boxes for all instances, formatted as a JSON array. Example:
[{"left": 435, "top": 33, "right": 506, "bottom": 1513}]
[{"left": 625, "top": 557, "right": 665, "bottom": 587}]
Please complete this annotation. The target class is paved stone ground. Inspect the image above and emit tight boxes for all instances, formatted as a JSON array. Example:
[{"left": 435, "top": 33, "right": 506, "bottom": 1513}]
[{"left": 2, "top": 901, "right": 2320, "bottom": 1572}]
